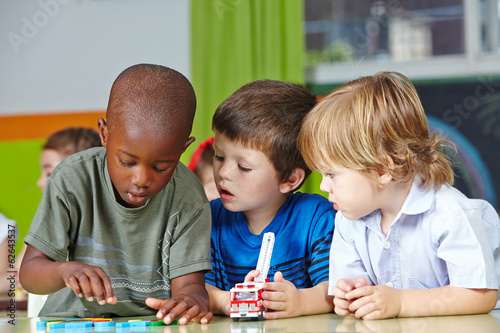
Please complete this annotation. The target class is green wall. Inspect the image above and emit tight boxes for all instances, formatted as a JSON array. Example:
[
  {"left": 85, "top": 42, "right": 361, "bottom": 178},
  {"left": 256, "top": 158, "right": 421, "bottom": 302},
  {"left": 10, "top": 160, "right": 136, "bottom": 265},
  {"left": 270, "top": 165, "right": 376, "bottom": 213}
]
[{"left": 0, "top": 140, "right": 44, "bottom": 254}]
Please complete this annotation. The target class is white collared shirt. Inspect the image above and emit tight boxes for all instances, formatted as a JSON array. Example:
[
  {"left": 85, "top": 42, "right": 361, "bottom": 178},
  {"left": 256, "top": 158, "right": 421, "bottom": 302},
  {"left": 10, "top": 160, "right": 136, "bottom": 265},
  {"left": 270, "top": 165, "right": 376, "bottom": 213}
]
[{"left": 329, "top": 181, "right": 500, "bottom": 308}]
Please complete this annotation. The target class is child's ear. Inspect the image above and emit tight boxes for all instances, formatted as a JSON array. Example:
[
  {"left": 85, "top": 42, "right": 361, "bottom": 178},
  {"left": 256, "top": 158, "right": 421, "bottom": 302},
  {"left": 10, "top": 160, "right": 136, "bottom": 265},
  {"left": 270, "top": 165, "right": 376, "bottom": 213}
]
[
  {"left": 97, "top": 117, "right": 108, "bottom": 147},
  {"left": 182, "top": 136, "right": 196, "bottom": 152},
  {"left": 377, "top": 155, "right": 394, "bottom": 188},
  {"left": 279, "top": 168, "right": 306, "bottom": 194}
]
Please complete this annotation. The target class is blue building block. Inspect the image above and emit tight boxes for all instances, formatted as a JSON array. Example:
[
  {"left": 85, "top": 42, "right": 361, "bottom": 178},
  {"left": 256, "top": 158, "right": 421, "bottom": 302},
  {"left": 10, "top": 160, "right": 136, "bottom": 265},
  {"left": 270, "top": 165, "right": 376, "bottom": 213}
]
[
  {"left": 129, "top": 320, "right": 149, "bottom": 327},
  {"left": 94, "top": 321, "right": 115, "bottom": 327}
]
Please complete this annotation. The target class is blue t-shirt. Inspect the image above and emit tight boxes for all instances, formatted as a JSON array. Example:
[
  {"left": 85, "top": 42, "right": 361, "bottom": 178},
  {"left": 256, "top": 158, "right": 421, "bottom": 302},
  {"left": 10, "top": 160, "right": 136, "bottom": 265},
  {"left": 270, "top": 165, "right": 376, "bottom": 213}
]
[{"left": 205, "top": 192, "right": 336, "bottom": 290}]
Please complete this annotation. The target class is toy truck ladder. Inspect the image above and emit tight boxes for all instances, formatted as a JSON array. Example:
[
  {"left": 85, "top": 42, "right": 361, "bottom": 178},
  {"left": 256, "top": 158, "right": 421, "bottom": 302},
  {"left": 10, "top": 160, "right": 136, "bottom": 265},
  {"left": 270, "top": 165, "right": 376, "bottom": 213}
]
[{"left": 254, "top": 232, "right": 275, "bottom": 283}]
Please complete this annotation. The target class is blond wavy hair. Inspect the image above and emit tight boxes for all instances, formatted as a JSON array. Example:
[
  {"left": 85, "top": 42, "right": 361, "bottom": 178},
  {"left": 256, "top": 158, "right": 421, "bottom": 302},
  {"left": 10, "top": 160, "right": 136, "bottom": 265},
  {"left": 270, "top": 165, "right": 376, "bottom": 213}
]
[{"left": 298, "top": 71, "right": 454, "bottom": 189}]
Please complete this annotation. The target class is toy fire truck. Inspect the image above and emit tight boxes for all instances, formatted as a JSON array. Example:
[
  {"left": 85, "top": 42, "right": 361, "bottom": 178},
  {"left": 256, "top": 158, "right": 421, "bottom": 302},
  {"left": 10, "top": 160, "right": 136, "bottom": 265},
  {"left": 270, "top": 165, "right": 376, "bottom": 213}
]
[{"left": 230, "top": 233, "right": 275, "bottom": 321}]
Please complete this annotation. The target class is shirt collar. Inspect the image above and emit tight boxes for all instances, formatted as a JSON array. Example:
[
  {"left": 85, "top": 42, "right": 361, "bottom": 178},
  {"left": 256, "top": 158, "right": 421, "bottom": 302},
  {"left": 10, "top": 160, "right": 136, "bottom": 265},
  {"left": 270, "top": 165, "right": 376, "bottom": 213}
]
[
  {"left": 359, "top": 179, "right": 435, "bottom": 233},
  {"left": 400, "top": 179, "right": 435, "bottom": 215}
]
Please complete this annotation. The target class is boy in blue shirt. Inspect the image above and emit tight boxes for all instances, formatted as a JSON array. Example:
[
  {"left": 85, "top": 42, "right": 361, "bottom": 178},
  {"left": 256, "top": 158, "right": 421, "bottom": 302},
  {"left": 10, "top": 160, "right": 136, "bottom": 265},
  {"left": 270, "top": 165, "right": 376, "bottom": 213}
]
[
  {"left": 20, "top": 64, "right": 213, "bottom": 325},
  {"left": 206, "top": 79, "right": 336, "bottom": 319}
]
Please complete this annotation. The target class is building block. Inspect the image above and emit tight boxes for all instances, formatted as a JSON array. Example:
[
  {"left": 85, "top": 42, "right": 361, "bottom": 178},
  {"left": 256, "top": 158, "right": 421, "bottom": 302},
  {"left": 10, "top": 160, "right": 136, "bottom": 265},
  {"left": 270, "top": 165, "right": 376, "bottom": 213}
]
[
  {"left": 65, "top": 321, "right": 93, "bottom": 329},
  {"left": 116, "top": 322, "right": 131, "bottom": 328},
  {"left": 94, "top": 321, "right": 115, "bottom": 327}
]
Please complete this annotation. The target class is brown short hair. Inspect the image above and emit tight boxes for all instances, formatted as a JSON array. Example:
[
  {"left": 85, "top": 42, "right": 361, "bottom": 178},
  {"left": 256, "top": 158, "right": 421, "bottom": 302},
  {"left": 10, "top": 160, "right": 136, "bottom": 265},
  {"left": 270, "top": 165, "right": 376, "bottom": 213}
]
[
  {"left": 212, "top": 79, "right": 316, "bottom": 187},
  {"left": 44, "top": 127, "right": 101, "bottom": 157}
]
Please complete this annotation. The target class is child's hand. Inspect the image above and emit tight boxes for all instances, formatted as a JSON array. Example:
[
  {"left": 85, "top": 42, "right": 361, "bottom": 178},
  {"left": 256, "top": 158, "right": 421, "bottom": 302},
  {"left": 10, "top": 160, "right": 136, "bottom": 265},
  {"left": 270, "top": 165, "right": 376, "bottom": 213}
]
[
  {"left": 331, "top": 278, "right": 370, "bottom": 316},
  {"left": 146, "top": 272, "right": 212, "bottom": 325},
  {"left": 260, "top": 271, "right": 302, "bottom": 319},
  {"left": 243, "top": 269, "right": 261, "bottom": 282},
  {"left": 345, "top": 284, "right": 402, "bottom": 319},
  {"left": 146, "top": 295, "right": 213, "bottom": 325},
  {"left": 61, "top": 261, "right": 117, "bottom": 305}
]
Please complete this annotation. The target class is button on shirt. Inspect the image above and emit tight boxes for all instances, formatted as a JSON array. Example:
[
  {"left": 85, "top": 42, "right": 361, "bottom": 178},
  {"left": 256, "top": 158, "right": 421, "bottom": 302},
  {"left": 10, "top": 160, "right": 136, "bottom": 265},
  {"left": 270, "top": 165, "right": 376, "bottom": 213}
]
[{"left": 329, "top": 181, "right": 500, "bottom": 308}]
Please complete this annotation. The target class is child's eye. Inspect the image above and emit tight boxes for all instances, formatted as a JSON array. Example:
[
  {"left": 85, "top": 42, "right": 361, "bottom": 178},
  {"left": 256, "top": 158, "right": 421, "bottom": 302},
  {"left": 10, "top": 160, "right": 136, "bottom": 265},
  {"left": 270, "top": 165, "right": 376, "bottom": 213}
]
[
  {"left": 238, "top": 165, "right": 251, "bottom": 172},
  {"left": 324, "top": 173, "right": 335, "bottom": 179},
  {"left": 119, "top": 159, "right": 134, "bottom": 167},
  {"left": 214, "top": 155, "right": 224, "bottom": 162},
  {"left": 153, "top": 167, "right": 168, "bottom": 174}
]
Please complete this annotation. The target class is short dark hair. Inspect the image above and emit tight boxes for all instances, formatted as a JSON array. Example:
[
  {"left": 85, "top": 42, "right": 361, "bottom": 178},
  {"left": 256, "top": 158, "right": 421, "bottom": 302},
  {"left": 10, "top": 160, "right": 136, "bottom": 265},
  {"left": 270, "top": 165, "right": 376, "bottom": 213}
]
[
  {"left": 44, "top": 127, "right": 101, "bottom": 157},
  {"left": 106, "top": 64, "right": 196, "bottom": 139},
  {"left": 212, "top": 79, "right": 316, "bottom": 187}
]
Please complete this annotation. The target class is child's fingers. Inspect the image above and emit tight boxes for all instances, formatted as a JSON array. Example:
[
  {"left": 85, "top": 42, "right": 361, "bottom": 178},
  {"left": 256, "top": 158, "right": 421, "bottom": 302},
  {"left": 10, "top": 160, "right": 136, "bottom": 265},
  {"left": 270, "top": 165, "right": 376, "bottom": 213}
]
[
  {"left": 262, "top": 289, "right": 286, "bottom": 302},
  {"left": 146, "top": 297, "right": 177, "bottom": 323},
  {"left": 334, "top": 296, "right": 354, "bottom": 316},
  {"left": 94, "top": 268, "right": 116, "bottom": 304},
  {"left": 331, "top": 286, "right": 348, "bottom": 298},
  {"left": 244, "top": 270, "right": 260, "bottom": 282},
  {"left": 354, "top": 277, "right": 371, "bottom": 289},
  {"left": 199, "top": 311, "right": 213, "bottom": 324},
  {"left": 346, "top": 285, "right": 372, "bottom": 300},
  {"left": 334, "top": 305, "right": 353, "bottom": 316},
  {"left": 263, "top": 309, "right": 288, "bottom": 320},
  {"left": 177, "top": 304, "right": 205, "bottom": 325},
  {"left": 148, "top": 298, "right": 179, "bottom": 324},
  {"left": 337, "top": 278, "right": 355, "bottom": 292},
  {"left": 66, "top": 275, "right": 84, "bottom": 298},
  {"left": 145, "top": 297, "right": 164, "bottom": 310},
  {"left": 273, "top": 271, "right": 285, "bottom": 282},
  {"left": 351, "top": 299, "right": 376, "bottom": 319},
  {"left": 88, "top": 268, "right": 112, "bottom": 305},
  {"left": 72, "top": 273, "right": 95, "bottom": 302},
  {"left": 65, "top": 266, "right": 115, "bottom": 305},
  {"left": 262, "top": 299, "right": 284, "bottom": 311},
  {"left": 333, "top": 295, "right": 352, "bottom": 311}
]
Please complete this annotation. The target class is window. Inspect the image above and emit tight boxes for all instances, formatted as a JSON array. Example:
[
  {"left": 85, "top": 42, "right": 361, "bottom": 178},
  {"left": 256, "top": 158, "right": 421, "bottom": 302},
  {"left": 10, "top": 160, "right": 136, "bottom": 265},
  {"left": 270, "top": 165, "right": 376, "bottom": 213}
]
[
  {"left": 480, "top": 0, "right": 500, "bottom": 54},
  {"left": 305, "top": 0, "right": 500, "bottom": 86}
]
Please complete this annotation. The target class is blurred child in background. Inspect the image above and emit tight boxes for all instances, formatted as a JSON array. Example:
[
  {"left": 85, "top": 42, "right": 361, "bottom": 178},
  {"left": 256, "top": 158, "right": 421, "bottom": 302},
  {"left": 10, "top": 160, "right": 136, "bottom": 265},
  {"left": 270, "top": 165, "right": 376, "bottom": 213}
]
[
  {"left": 188, "top": 137, "right": 219, "bottom": 201},
  {"left": 36, "top": 127, "right": 102, "bottom": 191},
  {"left": 17, "top": 127, "right": 101, "bottom": 315}
]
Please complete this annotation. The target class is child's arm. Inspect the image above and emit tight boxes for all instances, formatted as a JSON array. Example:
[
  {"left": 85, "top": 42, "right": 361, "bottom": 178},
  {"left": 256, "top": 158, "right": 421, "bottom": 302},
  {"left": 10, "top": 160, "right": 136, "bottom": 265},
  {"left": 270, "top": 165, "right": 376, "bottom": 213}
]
[
  {"left": 257, "top": 271, "right": 334, "bottom": 319},
  {"left": 145, "top": 271, "right": 213, "bottom": 325},
  {"left": 205, "top": 283, "right": 230, "bottom": 315},
  {"left": 19, "top": 245, "right": 117, "bottom": 305},
  {"left": 346, "top": 284, "right": 498, "bottom": 319}
]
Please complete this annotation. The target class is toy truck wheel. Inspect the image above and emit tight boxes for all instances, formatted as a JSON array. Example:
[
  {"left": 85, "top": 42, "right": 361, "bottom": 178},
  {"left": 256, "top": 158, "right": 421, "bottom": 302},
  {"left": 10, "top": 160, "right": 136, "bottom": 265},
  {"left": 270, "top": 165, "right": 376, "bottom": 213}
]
[{"left": 232, "top": 318, "right": 239, "bottom": 322}]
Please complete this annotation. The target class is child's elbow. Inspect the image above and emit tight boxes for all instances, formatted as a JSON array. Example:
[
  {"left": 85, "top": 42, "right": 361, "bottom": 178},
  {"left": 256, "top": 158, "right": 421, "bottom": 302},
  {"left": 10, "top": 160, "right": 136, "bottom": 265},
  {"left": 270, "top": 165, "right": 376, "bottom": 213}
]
[
  {"left": 479, "top": 289, "right": 498, "bottom": 313},
  {"left": 486, "top": 289, "right": 498, "bottom": 311}
]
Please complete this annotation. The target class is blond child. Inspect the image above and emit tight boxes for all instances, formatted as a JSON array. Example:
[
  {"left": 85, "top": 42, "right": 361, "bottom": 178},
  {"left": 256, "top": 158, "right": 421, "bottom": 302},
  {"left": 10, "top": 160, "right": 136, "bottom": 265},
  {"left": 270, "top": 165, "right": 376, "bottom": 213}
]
[{"left": 298, "top": 71, "right": 500, "bottom": 319}]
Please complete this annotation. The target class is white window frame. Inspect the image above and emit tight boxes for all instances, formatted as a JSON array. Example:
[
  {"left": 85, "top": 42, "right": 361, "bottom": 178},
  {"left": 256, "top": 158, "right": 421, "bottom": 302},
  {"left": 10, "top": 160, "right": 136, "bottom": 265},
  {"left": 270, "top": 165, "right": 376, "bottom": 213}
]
[{"left": 305, "top": 0, "right": 500, "bottom": 85}]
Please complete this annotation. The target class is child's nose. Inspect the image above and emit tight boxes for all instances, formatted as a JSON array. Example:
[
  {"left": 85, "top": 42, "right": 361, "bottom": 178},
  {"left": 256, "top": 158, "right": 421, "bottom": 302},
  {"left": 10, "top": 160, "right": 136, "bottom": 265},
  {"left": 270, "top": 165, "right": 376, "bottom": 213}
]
[
  {"left": 36, "top": 176, "right": 46, "bottom": 191},
  {"left": 132, "top": 166, "right": 152, "bottom": 187},
  {"left": 319, "top": 176, "right": 329, "bottom": 193},
  {"left": 218, "top": 162, "right": 232, "bottom": 180}
]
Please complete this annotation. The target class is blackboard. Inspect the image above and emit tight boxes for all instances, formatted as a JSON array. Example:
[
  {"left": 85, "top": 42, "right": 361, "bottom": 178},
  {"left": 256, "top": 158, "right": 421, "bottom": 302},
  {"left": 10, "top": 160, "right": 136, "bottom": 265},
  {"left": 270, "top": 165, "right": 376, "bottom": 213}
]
[{"left": 416, "top": 77, "right": 499, "bottom": 210}]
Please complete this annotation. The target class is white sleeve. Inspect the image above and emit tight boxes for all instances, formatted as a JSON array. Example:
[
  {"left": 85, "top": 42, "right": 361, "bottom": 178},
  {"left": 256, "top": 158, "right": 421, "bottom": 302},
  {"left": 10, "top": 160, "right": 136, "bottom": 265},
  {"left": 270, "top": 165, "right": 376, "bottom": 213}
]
[
  {"left": 434, "top": 202, "right": 499, "bottom": 289},
  {"left": 329, "top": 211, "right": 373, "bottom": 295},
  {"left": 0, "top": 212, "right": 16, "bottom": 244}
]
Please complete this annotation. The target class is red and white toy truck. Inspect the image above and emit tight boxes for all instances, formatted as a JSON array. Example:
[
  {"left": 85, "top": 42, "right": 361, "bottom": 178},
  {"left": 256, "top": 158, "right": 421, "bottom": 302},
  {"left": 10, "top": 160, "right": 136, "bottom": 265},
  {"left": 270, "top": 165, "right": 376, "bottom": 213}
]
[
  {"left": 229, "top": 280, "right": 268, "bottom": 321},
  {"left": 230, "top": 232, "right": 275, "bottom": 321}
]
